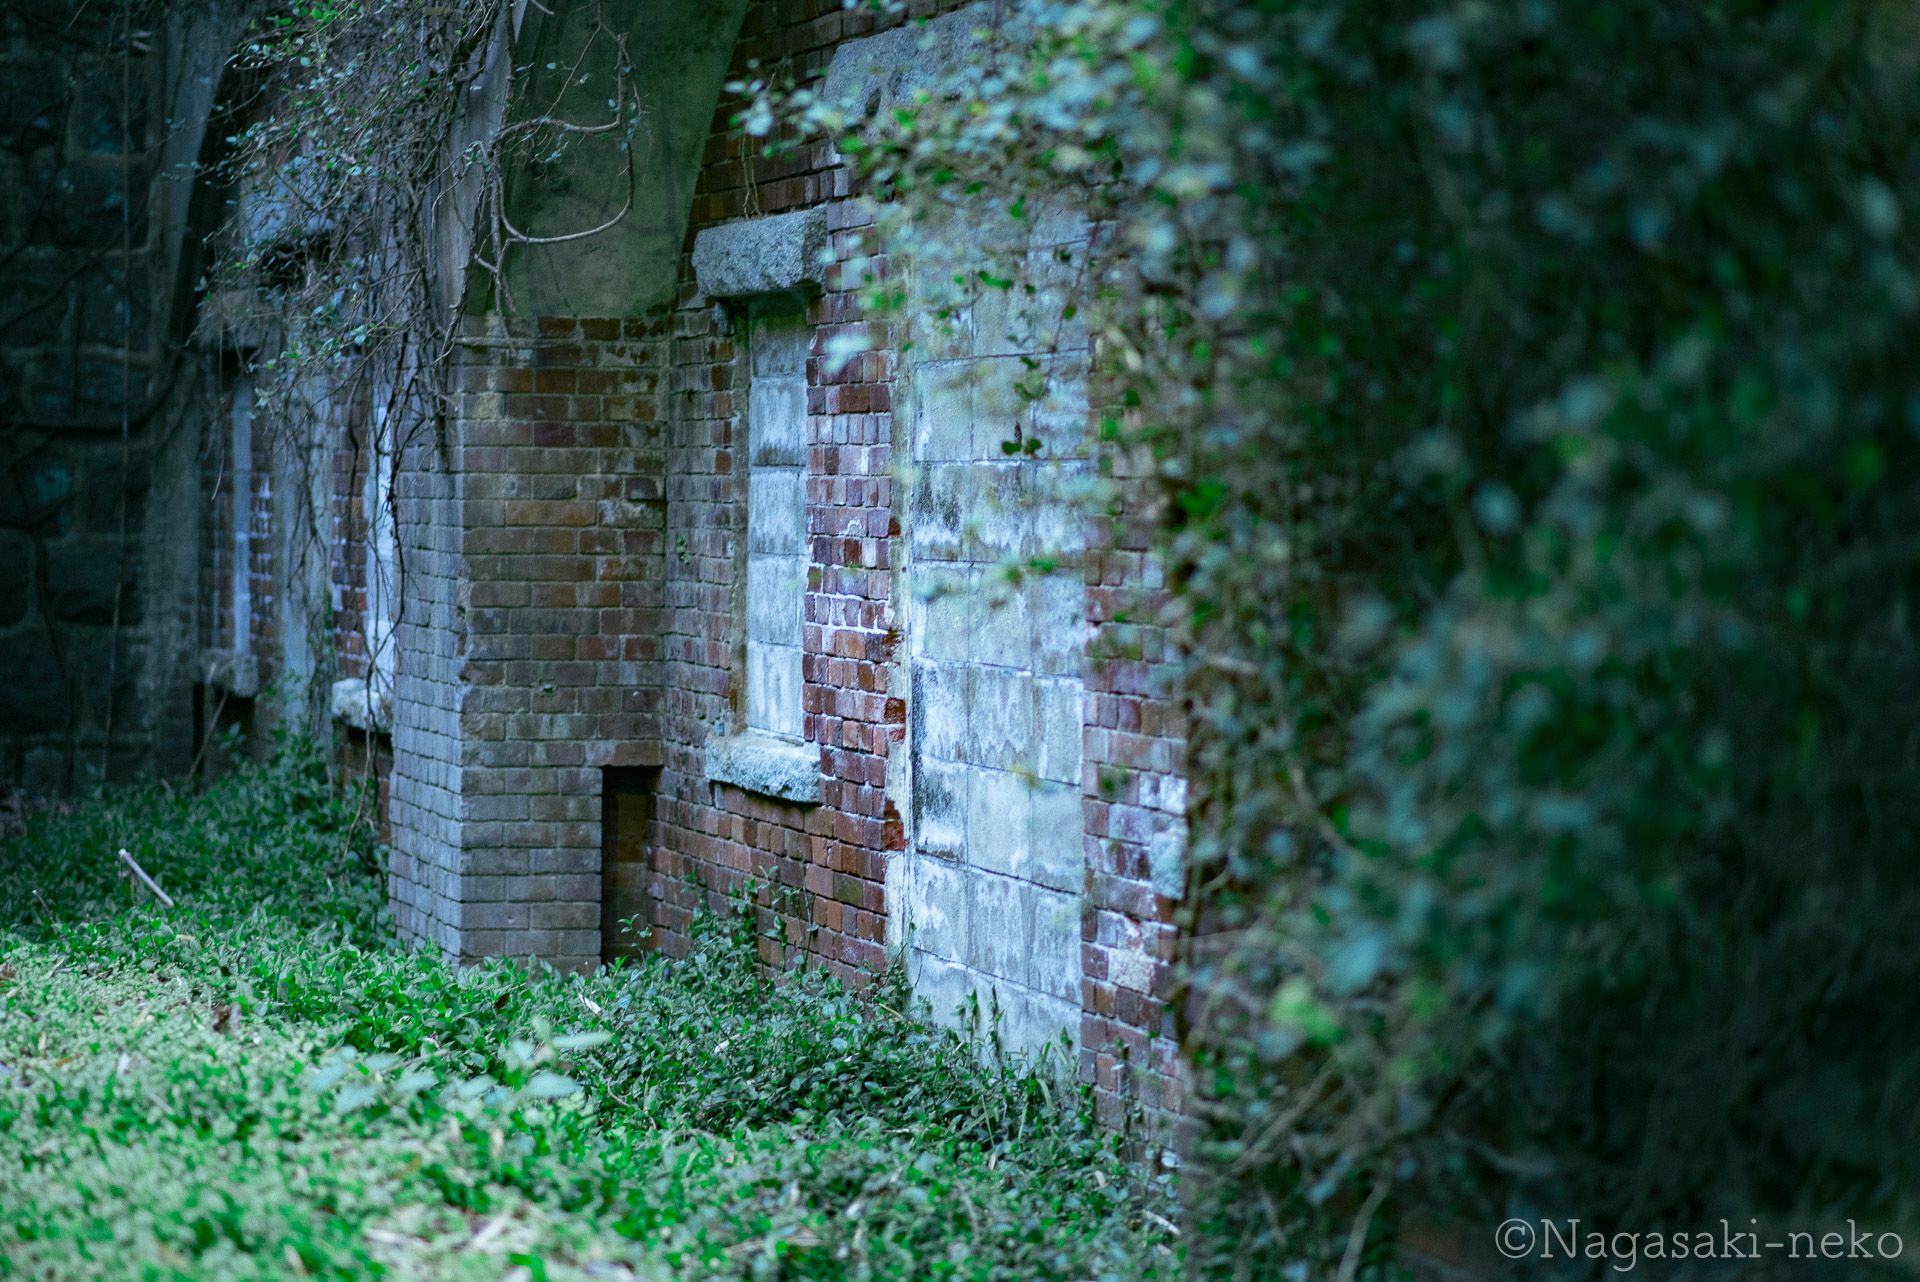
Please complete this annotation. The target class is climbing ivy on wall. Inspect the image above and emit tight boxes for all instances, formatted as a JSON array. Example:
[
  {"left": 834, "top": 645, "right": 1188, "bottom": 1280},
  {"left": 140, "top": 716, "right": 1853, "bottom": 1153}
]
[
  {"left": 200, "top": 0, "right": 646, "bottom": 729},
  {"left": 780, "top": 0, "right": 1920, "bottom": 1275}
]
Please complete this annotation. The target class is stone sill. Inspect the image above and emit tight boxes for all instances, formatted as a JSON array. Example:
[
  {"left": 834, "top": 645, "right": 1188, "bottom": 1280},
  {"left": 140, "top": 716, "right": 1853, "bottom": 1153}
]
[
  {"left": 201, "top": 648, "right": 259, "bottom": 698},
  {"left": 329, "top": 677, "right": 392, "bottom": 734},
  {"left": 704, "top": 732, "right": 822, "bottom": 804}
]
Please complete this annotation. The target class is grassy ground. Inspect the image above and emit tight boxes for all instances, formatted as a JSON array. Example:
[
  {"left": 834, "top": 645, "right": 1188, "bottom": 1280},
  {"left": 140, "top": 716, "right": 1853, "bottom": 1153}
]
[{"left": 0, "top": 750, "right": 1176, "bottom": 1280}]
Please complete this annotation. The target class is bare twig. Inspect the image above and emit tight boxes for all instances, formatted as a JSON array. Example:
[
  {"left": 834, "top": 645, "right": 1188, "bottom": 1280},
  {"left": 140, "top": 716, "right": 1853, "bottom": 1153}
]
[
  {"left": 117, "top": 847, "right": 174, "bottom": 908},
  {"left": 1335, "top": 1172, "right": 1392, "bottom": 1282},
  {"left": 187, "top": 677, "right": 231, "bottom": 781}
]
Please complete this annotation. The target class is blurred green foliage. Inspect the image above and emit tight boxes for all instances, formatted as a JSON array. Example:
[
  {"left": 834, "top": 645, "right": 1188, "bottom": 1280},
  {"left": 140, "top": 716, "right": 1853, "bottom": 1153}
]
[{"left": 818, "top": 0, "right": 1920, "bottom": 1274}]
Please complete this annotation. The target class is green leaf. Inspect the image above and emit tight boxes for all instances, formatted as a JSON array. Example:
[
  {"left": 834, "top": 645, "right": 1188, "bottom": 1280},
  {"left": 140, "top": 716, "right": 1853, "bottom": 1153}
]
[{"left": 526, "top": 1072, "right": 581, "bottom": 1098}]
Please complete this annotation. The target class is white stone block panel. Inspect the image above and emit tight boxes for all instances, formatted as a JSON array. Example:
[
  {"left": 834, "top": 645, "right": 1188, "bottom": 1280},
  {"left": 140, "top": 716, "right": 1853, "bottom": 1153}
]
[
  {"left": 1029, "top": 203, "right": 1091, "bottom": 251},
  {"left": 973, "top": 580, "right": 1033, "bottom": 671},
  {"left": 988, "top": 986, "right": 1080, "bottom": 1068},
  {"left": 911, "top": 360, "right": 974, "bottom": 463},
  {"left": 910, "top": 952, "right": 980, "bottom": 1031},
  {"left": 911, "top": 949, "right": 1078, "bottom": 1067},
  {"left": 749, "top": 378, "right": 809, "bottom": 466},
  {"left": 751, "top": 305, "right": 809, "bottom": 374},
  {"left": 902, "top": 852, "right": 969, "bottom": 964},
  {"left": 967, "top": 461, "right": 1027, "bottom": 561},
  {"left": 964, "top": 765, "right": 1031, "bottom": 880},
  {"left": 909, "top": 462, "right": 972, "bottom": 563},
  {"left": 965, "top": 866, "right": 1032, "bottom": 987},
  {"left": 907, "top": 565, "right": 976, "bottom": 665},
  {"left": 903, "top": 268, "right": 974, "bottom": 362},
  {"left": 970, "top": 356, "right": 1033, "bottom": 455},
  {"left": 1024, "top": 459, "right": 1091, "bottom": 559},
  {"left": 1027, "top": 883, "right": 1082, "bottom": 1002},
  {"left": 972, "top": 247, "right": 1092, "bottom": 360},
  {"left": 1032, "top": 677, "right": 1083, "bottom": 784},
  {"left": 968, "top": 868, "right": 1079, "bottom": 1003},
  {"left": 1027, "top": 779, "right": 1085, "bottom": 893},
  {"left": 1028, "top": 573, "right": 1086, "bottom": 678},
  {"left": 746, "top": 639, "right": 803, "bottom": 740},
  {"left": 747, "top": 469, "right": 807, "bottom": 555},
  {"left": 911, "top": 755, "right": 967, "bottom": 860},
  {"left": 895, "top": 191, "right": 1097, "bottom": 1066},
  {"left": 966, "top": 665, "right": 1034, "bottom": 769},
  {"left": 911, "top": 659, "right": 970, "bottom": 765},
  {"left": 747, "top": 553, "right": 805, "bottom": 646}
]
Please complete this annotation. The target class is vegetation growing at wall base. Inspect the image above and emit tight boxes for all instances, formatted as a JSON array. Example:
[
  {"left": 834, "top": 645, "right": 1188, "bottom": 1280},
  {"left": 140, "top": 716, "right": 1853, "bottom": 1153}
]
[{"left": 0, "top": 753, "right": 1176, "bottom": 1279}]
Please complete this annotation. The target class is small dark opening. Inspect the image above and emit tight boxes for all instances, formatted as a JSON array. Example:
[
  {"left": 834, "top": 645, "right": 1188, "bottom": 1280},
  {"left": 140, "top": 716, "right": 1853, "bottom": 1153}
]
[
  {"left": 601, "top": 766, "right": 661, "bottom": 965},
  {"left": 191, "top": 683, "right": 254, "bottom": 783},
  {"left": 336, "top": 725, "right": 393, "bottom": 847}
]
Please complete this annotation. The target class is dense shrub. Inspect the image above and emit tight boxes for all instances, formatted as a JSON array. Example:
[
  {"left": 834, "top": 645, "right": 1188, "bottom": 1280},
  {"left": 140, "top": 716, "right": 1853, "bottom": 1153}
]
[{"left": 801, "top": 0, "right": 1920, "bottom": 1274}]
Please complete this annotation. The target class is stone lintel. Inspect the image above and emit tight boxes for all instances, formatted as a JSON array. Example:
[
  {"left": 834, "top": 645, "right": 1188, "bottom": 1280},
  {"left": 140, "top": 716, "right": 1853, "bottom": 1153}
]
[
  {"left": 821, "top": 2, "right": 1012, "bottom": 120},
  {"left": 201, "top": 648, "right": 259, "bottom": 698},
  {"left": 329, "top": 676, "right": 391, "bottom": 733},
  {"left": 691, "top": 207, "right": 830, "bottom": 301}
]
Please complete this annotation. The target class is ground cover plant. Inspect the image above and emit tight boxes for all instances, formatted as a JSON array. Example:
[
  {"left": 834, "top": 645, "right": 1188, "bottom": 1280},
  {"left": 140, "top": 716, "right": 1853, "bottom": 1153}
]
[{"left": 0, "top": 750, "right": 1176, "bottom": 1280}]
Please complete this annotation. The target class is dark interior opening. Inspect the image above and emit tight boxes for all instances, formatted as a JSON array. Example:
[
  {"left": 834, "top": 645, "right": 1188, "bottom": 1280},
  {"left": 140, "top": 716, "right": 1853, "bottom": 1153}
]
[
  {"left": 601, "top": 765, "right": 661, "bottom": 965},
  {"left": 190, "top": 682, "right": 255, "bottom": 783},
  {"left": 335, "top": 725, "right": 393, "bottom": 847}
]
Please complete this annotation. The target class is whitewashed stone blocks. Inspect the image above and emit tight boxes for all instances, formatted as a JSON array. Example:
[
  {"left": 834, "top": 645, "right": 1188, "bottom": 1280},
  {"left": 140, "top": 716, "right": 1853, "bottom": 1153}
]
[
  {"left": 745, "top": 307, "right": 808, "bottom": 743},
  {"left": 893, "top": 209, "right": 1093, "bottom": 1061}
]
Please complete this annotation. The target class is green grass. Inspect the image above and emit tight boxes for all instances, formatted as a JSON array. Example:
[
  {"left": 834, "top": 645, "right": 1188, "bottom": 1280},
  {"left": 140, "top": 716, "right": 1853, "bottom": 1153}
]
[{"left": 0, "top": 750, "right": 1176, "bottom": 1280}]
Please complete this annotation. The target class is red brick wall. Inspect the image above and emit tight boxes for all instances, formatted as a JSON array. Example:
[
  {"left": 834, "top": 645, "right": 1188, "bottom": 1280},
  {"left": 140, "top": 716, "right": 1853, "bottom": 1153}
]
[
  {"left": 662, "top": 0, "right": 1187, "bottom": 1150},
  {"left": 1082, "top": 459, "right": 1189, "bottom": 1145},
  {"left": 366, "top": 0, "right": 1189, "bottom": 1150},
  {"left": 631, "top": 0, "right": 950, "bottom": 984},
  {"left": 381, "top": 317, "right": 668, "bottom": 969},
  {"left": 643, "top": 230, "right": 898, "bottom": 983}
]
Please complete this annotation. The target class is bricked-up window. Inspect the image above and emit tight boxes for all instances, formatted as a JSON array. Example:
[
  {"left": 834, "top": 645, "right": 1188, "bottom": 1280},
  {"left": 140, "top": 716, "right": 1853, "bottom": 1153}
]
[
  {"left": 365, "top": 380, "right": 397, "bottom": 702},
  {"left": 229, "top": 378, "right": 253, "bottom": 654},
  {"left": 744, "top": 303, "right": 809, "bottom": 741}
]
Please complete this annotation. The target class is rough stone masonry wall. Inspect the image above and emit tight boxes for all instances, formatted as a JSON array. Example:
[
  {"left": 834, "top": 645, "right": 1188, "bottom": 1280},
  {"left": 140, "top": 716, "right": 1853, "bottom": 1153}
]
[{"left": 0, "top": 6, "right": 221, "bottom": 790}]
